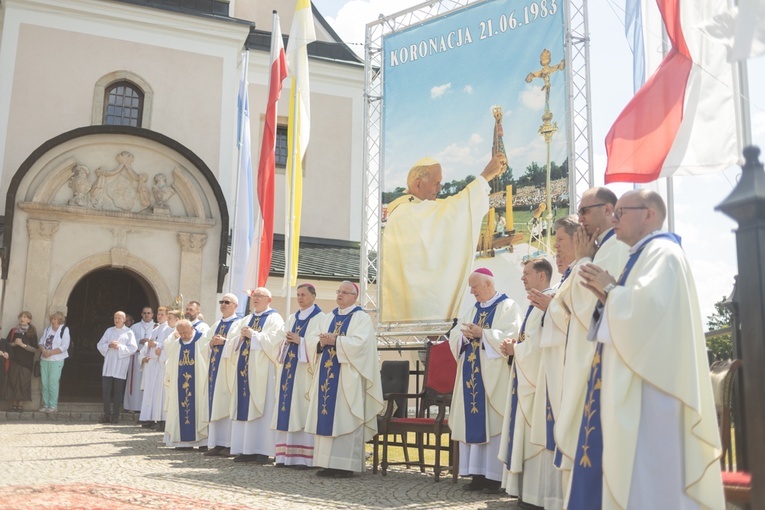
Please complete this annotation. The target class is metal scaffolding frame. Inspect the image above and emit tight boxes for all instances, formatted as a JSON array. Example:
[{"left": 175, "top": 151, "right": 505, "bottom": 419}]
[{"left": 361, "top": 0, "right": 593, "bottom": 343}]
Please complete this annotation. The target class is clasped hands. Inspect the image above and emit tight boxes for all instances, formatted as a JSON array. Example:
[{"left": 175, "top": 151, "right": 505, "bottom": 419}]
[
  {"left": 285, "top": 331, "right": 301, "bottom": 345},
  {"left": 461, "top": 322, "right": 484, "bottom": 340},
  {"left": 211, "top": 334, "right": 226, "bottom": 347},
  {"left": 319, "top": 332, "right": 337, "bottom": 348},
  {"left": 579, "top": 263, "right": 617, "bottom": 304}
]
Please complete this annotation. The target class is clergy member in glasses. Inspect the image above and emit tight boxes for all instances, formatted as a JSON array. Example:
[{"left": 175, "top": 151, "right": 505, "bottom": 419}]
[
  {"left": 304, "top": 281, "right": 384, "bottom": 478},
  {"left": 549, "top": 187, "right": 629, "bottom": 502},
  {"left": 571, "top": 190, "right": 723, "bottom": 509},
  {"left": 200, "top": 293, "right": 240, "bottom": 457}
]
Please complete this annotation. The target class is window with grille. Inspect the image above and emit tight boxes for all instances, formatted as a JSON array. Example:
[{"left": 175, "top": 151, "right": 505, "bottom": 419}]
[
  {"left": 275, "top": 125, "right": 288, "bottom": 168},
  {"left": 103, "top": 82, "right": 143, "bottom": 127}
]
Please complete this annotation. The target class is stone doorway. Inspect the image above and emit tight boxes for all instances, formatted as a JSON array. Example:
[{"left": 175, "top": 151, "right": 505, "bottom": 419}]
[{"left": 60, "top": 268, "right": 158, "bottom": 401}]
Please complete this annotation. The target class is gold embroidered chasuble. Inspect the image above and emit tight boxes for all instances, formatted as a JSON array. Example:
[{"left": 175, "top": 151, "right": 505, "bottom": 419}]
[
  {"left": 552, "top": 235, "right": 629, "bottom": 470},
  {"left": 223, "top": 310, "right": 285, "bottom": 421},
  {"left": 304, "top": 309, "right": 384, "bottom": 442},
  {"left": 163, "top": 334, "right": 209, "bottom": 443},
  {"left": 271, "top": 309, "right": 325, "bottom": 432},
  {"left": 449, "top": 296, "right": 522, "bottom": 443},
  {"left": 598, "top": 238, "right": 723, "bottom": 509}
]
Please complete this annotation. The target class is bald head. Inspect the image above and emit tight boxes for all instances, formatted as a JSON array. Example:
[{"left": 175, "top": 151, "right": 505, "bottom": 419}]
[
  {"left": 613, "top": 189, "right": 667, "bottom": 246},
  {"left": 176, "top": 319, "right": 194, "bottom": 341}
]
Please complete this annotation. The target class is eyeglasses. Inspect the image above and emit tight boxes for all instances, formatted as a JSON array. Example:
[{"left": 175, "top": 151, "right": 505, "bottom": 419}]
[
  {"left": 336, "top": 290, "right": 357, "bottom": 296},
  {"left": 577, "top": 203, "right": 606, "bottom": 216},
  {"left": 141, "top": 312, "right": 152, "bottom": 315},
  {"left": 614, "top": 206, "right": 648, "bottom": 220},
  {"left": 219, "top": 300, "right": 233, "bottom": 305}
]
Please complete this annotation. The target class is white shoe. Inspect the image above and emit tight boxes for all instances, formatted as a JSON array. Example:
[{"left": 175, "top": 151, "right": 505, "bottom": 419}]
[
  {"left": 47, "top": 408, "right": 57, "bottom": 413},
  {"left": 39, "top": 407, "right": 49, "bottom": 412}
]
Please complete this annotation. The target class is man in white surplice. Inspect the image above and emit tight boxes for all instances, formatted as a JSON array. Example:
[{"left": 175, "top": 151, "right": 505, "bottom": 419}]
[
  {"left": 499, "top": 258, "right": 556, "bottom": 507},
  {"left": 449, "top": 268, "right": 521, "bottom": 492},
  {"left": 223, "top": 288, "right": 284, "bottom": 464},
  {"left": 272, "top": 283, "right": 324, "bottom": 468},
  {"left": 201, "top": 294, "right": 239, "bottom": 457},
  {"left": 551, "top": 188, "right": 629, "bottom": 501},
  {"left": 382, "top": 152, "right": 508, "bottom": 322},
  {"left": 125, "top": 306, "right": 154, "bottom": 413},
  {"left": 138, "top": 306, "right": 170, "bottom": 430},
  {"left": 577, "top": 190, "right": 724, "bottom": 509},
  {"left": 304, "top": 281, "right": 384, "bottom": 478}
]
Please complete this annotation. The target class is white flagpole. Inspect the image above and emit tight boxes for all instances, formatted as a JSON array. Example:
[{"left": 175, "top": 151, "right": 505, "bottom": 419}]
[
  {"left": 230, "top": 50, "right": 251, "bottom": 296},
  {"left": 284, "top": 79, "right": 300, "bottom": 321}
]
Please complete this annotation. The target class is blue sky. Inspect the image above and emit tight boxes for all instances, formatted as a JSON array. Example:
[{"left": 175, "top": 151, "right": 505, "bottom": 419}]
[{"left": 380, "top": 0, "right": 567, "bottom": 191}]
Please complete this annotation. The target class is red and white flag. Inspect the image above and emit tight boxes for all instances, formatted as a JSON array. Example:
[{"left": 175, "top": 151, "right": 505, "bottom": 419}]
[
  {"left": 605, "top": 0, "right": 739, "bottom": 184},
  {"left": 244, "top": 12, "right": 288, "bottom": 290}
]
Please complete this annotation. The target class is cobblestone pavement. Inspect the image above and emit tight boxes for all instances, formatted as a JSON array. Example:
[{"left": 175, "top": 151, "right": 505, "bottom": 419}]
[{"left": 1, "top": 422, "right": 520, "bottom": 509}]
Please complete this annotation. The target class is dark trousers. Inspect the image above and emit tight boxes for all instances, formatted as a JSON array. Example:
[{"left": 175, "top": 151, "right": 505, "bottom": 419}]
[{"left": 102, "top": 376, "right": 126, "bottom": 418}]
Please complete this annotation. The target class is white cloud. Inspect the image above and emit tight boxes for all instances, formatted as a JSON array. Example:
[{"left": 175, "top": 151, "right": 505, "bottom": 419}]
[
  {"left": 520, "top": 83, "right": 545, "bottom": 111},
  {"left": 469, "top": 133, "right": 483, "bottom": 144},
  {"left": 321, "top": 1, "right": 428, "bottom": 56},
  {"left": 464, "top": 84, "right": 474, "bottom": 94},
  {"left": 431, "top": 83, "right": 452, "bottom": 99}
]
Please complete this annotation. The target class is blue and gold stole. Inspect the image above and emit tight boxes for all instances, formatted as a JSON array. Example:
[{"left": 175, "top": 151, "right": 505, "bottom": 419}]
[
  {"left": 236, "top": 310, "right": 275, "bottom": 421},
  {"left": 277, "top": 306, "right": 322, "bottom": 431},
  {"left": 315, "top": 306, "right": 362, "bottom": 436},
  {"left": 178, "top": 329, "right": 203, "bottom": 442},
  {"left": 504, "top": 303, "right": 533, "bottom": 465},
  {"left": 208, "top": 318, "right": 236, "bottom": 417},
  {"left": 462, "top": 294, "right": 508, "bottom": 444},
  {"left": 553, "top": 229, "right": 618, "bottom": 465},
  {"left": 568, "top": 232, "right": 681, "bottom": 510}
]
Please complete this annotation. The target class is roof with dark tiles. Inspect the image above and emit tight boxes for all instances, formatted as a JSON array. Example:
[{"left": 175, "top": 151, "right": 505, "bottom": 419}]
[{"left": 269, "top": 235, "right": 375, "bottom": 281}]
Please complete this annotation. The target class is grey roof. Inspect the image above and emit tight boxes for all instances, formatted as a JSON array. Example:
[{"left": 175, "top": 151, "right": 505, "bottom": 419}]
[{"left": 270, "top": 235, "right": 375, "bottom": 281}]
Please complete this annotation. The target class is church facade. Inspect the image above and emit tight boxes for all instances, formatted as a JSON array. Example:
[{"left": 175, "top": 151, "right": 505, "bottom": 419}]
[{"left": 0, "top": 0, "right": 364, "bottom": 401}]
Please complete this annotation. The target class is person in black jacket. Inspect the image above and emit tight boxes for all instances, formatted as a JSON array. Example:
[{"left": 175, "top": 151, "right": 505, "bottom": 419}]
[{"left": 6, "top": 311, "right": 38, "bottom": 411}]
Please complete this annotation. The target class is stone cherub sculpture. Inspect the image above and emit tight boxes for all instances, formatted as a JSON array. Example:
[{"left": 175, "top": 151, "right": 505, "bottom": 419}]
[
  {"left": 152, "top": 173, "right": 175, "bottom": 209},
  {"left": 68, "top": 165, "right": 92, "bottom": 207}
]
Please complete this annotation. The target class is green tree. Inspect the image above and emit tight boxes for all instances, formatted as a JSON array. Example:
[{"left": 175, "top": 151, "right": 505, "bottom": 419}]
[{"left": 706, "top": 297, "right": 733, "bottom": 361}]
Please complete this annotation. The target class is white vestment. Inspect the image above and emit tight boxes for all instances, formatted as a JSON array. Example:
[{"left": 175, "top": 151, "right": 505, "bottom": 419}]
[
  {"left": 593, "top": 233, "right": 724, "bottom": 510},
  {"left": 449, "top": 293, "right": 522, "bottom": 481},
  {"left": 224, "top": 309, "right": 284, "bottom": 456},
  {"left": 163, "top": 333, "right": 209, "bottom": 447},
  {"left": 139, "top": 321, "right": 170, "bottom": 422},
  {"left": 272, "top": 305, "right": 324, "bottom": 466},
  {"left": 305, "top": 307, "right": 384, "bottom": 472},
  {"left": 552, "top": 231, "right": 629, "bottom": 495},
  {"left": 97, "top": 326, "right": 138, "bottom": 379},
  {"left": 501, "top": 289, "right": 562, "bottom": 509},
  {"left": 125, "top": 320, "right": 155, "bottom": 411},
  {"left": 202, "top": 315, "right": 238, "bottom": 448},
  {"left": 192, "top": 319, "right": 210, "bottom": 335},
  {"left": 382, "top": 176, "right": 490, "bottom": 322}
]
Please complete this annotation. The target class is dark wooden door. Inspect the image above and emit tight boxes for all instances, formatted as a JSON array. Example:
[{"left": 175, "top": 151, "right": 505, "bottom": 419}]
[{"left": 60, "top": 268, "right": 156, "bottom": 401}]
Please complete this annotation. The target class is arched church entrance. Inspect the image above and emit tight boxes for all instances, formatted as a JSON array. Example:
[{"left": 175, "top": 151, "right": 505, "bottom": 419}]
[{"left": 60, "top": 267, "right": 158, "bottom": 401}]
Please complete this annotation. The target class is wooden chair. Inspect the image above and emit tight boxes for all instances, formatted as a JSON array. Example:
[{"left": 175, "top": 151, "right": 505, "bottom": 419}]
[
  {"left": 710, "top": 359, "right": 751, "bottom": 504},
  {"left": 371, "top": 360, "right": 410, "bottom": 473},
  {"left": 379, "top": 340, "right": 458, "bottom": 482}
]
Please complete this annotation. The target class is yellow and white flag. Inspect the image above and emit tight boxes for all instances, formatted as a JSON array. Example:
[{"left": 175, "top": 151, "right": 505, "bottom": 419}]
[{"left": 284, "top": 0, "right": 316, "bottom": 287}]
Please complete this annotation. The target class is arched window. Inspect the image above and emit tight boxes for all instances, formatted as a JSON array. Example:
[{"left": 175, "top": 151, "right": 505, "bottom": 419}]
[
  {"left": 103, "top": 81, "right": 143, "bottom": 127},
  {"left": 93, "top": 71, "right": 153, "bottom": 128}
]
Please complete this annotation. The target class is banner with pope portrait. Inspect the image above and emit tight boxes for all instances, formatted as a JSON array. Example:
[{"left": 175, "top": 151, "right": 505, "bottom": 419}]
[{"left": 379, "top": 0, "right": 569, "bottom": 323}]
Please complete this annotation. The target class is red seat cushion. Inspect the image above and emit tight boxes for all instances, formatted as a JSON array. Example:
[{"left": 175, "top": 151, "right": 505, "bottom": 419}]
[
  {"left": 390, "top": 417, "right": 449, "bottom": 426},
  {"left": 721, "top": 471, "right": 751, "bottom": 487}
]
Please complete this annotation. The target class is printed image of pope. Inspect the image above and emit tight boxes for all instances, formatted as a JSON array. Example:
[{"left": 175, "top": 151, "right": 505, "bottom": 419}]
[{"left": 381, "top": 152, "right": 508, "bottom": 322}]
